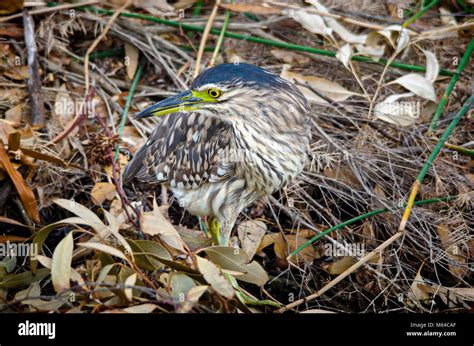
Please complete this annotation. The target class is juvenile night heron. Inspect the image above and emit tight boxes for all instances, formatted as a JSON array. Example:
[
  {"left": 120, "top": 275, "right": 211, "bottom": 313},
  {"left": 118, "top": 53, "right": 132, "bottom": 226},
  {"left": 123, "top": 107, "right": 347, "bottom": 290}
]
[{"left": 123, "top": 63, "right": 311, "bottom": 245}]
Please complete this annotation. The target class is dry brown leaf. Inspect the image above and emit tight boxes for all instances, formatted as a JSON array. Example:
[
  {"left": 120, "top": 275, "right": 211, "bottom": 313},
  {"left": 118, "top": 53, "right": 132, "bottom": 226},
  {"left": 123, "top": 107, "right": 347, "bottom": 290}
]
[
  {"left": 256, "top": 233, "right": 277, "bottom": 253},
  {"left": 323, "top": 164, "right": 360, "bottom": 188},
  {"left": 373, "top": 93, "right": 419, "bottom": 126},
  {"left": 51, "top": 232, "right": 74, "bottom": 293},
  {"left": 123, "top": 303, "right": 157, "bottom": 313},
  {"left": 78, "top": 242, "right": 128, "bottom": 262},
  {"left": 124, "top": 43, "right": 139, "bottom": 80},
  {"left": 177, "top": 285, "right": 208, "bottom": 313},
  {"left": 270, "top": 49, "right": 310, "bottom": 65},
  {"left": 293, "top": 9, "right": 332, "bottom": 37},
  {"left": 5, "top": 104, "right": 23, "bottom": 125},
  {"left": 124, "top": 273, "right": 137, "bottom": 301},
  {"left": 0, "top": 0, "right": 23, "bottom": 14},
  {"left": 307, "top": 0, "right": 367, "bottom": 44},
  {"left": 140, "top": 198, "right": 186, "bottom": 252},
  {"left": 388, "top": 74, "right": 436, "bottom": 101},
  {"left": 237, "top": 220, "right": 267, "bottom": 260},
  {"left": 322, "top": 256, "right": 354, "bottom": 275},
  {"left": 274, "top": 231, "right": 315, "bottom": 265},
  {"left": 0, "top": 142, "right": 40, "bottom": 223},
  {"left": 132, "top": 0, "right": 173, "bottom": 14},
  {"left": 4, "top": 66, "right": 29, "bottom": 80},
  {"left": 281, "top": 65, "right": 362, "bottom": 104},
  {"left": 91, "top": 182, "right": 116, "bottom": 205},
  {"left": 195, "top": 256, "right": 234, "bottom": 299},
  {"left": 408, "top": 264, "right": 430, "bottom": 304}
]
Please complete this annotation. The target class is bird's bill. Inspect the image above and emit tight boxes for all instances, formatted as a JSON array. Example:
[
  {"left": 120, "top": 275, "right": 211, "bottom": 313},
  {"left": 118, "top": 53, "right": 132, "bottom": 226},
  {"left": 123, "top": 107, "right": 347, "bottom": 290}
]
[{"left": 135, "top": 90, "right": 202, "bottom": 119}]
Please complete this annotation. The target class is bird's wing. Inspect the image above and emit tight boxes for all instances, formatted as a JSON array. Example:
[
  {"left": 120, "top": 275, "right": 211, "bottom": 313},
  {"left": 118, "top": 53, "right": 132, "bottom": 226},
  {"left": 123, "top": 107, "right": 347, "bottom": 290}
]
[{"left": 123, "top": 112, "right": 234, "bottom": 189}]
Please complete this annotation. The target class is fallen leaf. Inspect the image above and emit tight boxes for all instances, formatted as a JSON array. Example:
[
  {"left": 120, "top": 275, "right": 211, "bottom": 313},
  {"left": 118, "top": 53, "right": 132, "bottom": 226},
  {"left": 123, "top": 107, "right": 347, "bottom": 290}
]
[
  {"left": 78, "top": 242, "right": 129, "bottom": 262},
  {"left": 51, "top": 232, "right": 74, "bottom": 293},
  {"left": 374, "top": 93, "right": 419, "bottom": 126},
  {"left": 0, "top": 142, "right": 40, "bottom": 223},
  {"left": 274, "top": 231, "right": 315, "bottom": 265},
  {"left": 293, "top": 9, "right": 332, "bottom": 37},
  {"left": 20, "top": 147, "right": 69, "bottom": 167},
  {"left": 177, "top": 285, "right": 208, "bottom": 313},
  {"left": 123, "top": 303, "right": 158, "bottom": 313},
  {"left": 256, "top": 233, "right": 278, "bottom": 253},
  {"left": 132, "top": 0, "right": 173, "bottom": 14},
  {"left": 140, "top": 198, "right": 186, "bottom": 252},
  {"left": 53, "top": 198, "right": 107, "bottom": 236},
  {"left": 0, "top": 216, "right": 31, "bottom": 229},
  {"left": 14, "top": 282, "right": 41, "bottom": 305},
  {"left": 270, "top": 49, "right": 310, "bottom": 65},
  {"left": 234, "top": 260, "right": 269, "bottom": 287},
  {"left": 176, "top": 226, "right": 212, "bottom": 251},
  {"left": 91, "top": 182, "right": 116, "bottom": 205},
  {"left": 203, "top": 246, "right": 250, "bottom": 272},
  {"left": 388, "top": 74, "right": 436, "bottom": 101},
  {"left": 423, "top": 49, "right": 439, "bottom": 83},
  {"left": 356, "top": 42, "right": 385, "bottom": 61},
  {"left": 124, "top": 43, "right": 139, "bottom": 80},
  {"left": 336, "top": 44, "right": 352, "bottom": 69},
  {"left": 0, "top": 268, "right": 50, "bottom": 289},
  {"left": 0, "top": 255, "right": 16, "bottom": 273},
  {"left": 124, "top": 273, "right": 137, "bottom": 301},
  {"left": 307, "top": 0, "right": 367, "bottom": 44},
  {"left": 195, "top": 256, "right": 234, "bottom": 299},
  {"left": 373, "top": 25, "right": 411, "bottom": 53},
  {"left": 5, "top": 104, "right": 23, "bottom": 125},
  {"left": 322, "top": 256, "right": 354, "bottom": 275},
  {"left": 170, "top": 273, "right": 196, "bottom": 300},
  {"left": 439, "top": 7, "right": 457, "bottom": 26},
  {"left": 237, "top": 220, "right": 266, "bottom": 260},
  {"left": 407, "top": 264, "right": 430, "bottom": 304},
  {"left": 4, "top": 66, "right": 29, "bottom": 80},
  {"left": 281, "top": 65, "right": 362, "bottom": 104},
  {"left": 0, "top": 0, "right": 23, "bottom": 14}
]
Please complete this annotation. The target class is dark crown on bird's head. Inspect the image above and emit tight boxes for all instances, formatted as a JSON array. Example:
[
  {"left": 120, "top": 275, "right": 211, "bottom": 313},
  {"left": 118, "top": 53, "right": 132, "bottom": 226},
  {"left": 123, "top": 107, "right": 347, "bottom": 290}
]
[{"left": 190, "top": 63, "right": 293, "bottom": 91}]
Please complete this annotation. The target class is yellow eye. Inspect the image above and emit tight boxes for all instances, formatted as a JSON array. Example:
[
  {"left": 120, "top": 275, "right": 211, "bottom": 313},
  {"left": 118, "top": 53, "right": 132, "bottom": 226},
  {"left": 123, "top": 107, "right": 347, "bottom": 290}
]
[{"left": 207, "top": 88, "right": 222, "bottom": 99}]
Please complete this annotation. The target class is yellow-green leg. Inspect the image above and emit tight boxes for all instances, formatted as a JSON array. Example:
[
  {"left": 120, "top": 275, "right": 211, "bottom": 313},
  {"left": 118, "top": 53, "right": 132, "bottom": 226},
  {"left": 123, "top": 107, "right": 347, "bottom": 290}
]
[
  {"left": 207, "top": 217, "right": 280, "bottom": 307},
  {"left": 208, "top": 216, "right": 221, "bottom": 245}
]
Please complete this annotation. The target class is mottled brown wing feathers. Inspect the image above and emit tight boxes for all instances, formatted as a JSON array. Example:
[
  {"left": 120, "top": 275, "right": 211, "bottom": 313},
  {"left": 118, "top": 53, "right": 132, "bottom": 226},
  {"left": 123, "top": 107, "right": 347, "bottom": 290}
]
[{"left": 123, "top": 112, "right": 234, "bottom": 189}]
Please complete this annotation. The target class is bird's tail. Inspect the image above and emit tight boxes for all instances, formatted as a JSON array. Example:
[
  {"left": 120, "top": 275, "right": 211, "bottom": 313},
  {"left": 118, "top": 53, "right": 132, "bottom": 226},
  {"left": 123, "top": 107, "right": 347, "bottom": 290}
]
[{"left": 122, "top": 143, "right": 148, "bottom": 185}]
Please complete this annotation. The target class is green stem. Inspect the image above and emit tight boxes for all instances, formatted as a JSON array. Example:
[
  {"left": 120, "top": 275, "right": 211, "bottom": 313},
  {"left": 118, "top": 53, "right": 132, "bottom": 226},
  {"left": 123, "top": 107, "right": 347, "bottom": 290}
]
[
  {"left": 403, "top": 0, "right": 439, "bottom": 28},
  {"left": 429, "top": 38, "right": 474, "bottom": 132},
  {"left": 193, "top": 0, "right": 203, "bottom": 17},
  {"left": 288, "top": 195, "right": 459, "bottom": 259},
  {"left": 443, "top": 142, "right": 474, "bottom": 157},
  {"left": 45, "top": 2, "right": 456, "bottom": 77},
  {"left": 418, "top": 96, "right": 472, "bottom": 180},
  {"left": 114, "top": 57, "right": 145, "bottom": 161},
  {"left": 210, "top": 1, "right": 232, "bottom": 66},
  {"left": 398, "top": 96, "right": 472, "bottom": 231}
]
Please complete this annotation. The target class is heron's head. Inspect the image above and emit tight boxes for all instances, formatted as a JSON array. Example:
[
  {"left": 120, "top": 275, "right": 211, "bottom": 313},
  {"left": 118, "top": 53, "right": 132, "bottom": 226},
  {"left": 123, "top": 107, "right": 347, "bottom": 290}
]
[{"left": 135, "top": 63, "right": 308, "bottom": 123}]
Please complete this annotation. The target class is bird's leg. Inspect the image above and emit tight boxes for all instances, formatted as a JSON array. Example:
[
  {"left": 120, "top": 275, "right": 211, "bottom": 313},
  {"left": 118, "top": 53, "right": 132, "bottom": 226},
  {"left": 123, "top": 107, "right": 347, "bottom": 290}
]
[{"left": 208, "top": 216, "right": 222, "bottom": 244}]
